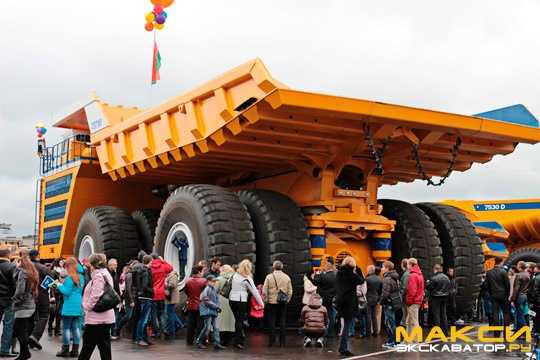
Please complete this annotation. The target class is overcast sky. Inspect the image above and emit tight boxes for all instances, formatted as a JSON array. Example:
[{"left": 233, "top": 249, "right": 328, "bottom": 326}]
[{"left": 1, "top": 0, "right": 539, "bottom": 235}]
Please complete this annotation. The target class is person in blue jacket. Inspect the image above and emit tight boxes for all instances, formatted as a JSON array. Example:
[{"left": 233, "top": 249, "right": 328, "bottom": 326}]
[
  {"left": 196, "top": 275, "right": 226, "bottom": 350},
  {"left": 55, "top": 257, "right": 85, "bottom": 357}
]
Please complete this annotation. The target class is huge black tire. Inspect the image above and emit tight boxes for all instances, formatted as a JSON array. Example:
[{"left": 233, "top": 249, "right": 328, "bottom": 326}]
[
  {"left": 380, "top": 200, "right": 443, "bottom": 277},
  {"left": 131, "top": 209, "right": 160, "bottom": 254},
  {"left": 416, "top": 203, "right": 484, "bottom": 316},
  {"left": 154, "top": 185, "right": 256, "bottom": 287},
  {"left": 74, "top": 206, "right": 140, "bottom": 266},
  {"left": 238, "top": 189, "right": 311, "bottom": 321},
  {"left": 504, "top": 247, "right": 540, "bottom": 267}
]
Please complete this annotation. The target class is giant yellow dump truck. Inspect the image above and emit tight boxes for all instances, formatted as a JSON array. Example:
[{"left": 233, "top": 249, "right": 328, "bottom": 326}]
[
  {"left": 36, "top": 59, "right": 540, "bottom": 315},
  {"left": 441, "top": 199, "right": 540, "bottom": 268}
]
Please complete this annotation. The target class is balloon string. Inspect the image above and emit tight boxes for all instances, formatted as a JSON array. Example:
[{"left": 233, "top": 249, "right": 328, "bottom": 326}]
[{"left": 150, "top": 31, "right": 156, "bottom": 105}]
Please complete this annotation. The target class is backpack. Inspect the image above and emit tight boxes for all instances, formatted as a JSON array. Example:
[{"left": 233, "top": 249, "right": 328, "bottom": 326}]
[
  {"left": 390, "top": 279, "right": 403, "bottom": 311},
  {"left": 220, "top": 273, "right": 234, "bottom": 298},
  {"left": 357, "top": 285, "right": 367, "bottom": 310},
  {"left": 132, "top": 266, "right": 153, "bottom": 298}
]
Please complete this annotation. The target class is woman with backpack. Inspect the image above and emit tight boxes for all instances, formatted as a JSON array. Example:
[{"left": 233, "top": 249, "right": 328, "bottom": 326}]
[
  {"left": 79, "top": 253, "right": 116, "bottom": 360},
  {"left": 262, "top": 260, "right": 292, "bottom": 347},
  {"left": 55, "top": 257, "right": 85, "bottom": 357},
  {"left": 215, "top": 265, "right": 235, "bottom": 346},
  {"left": 228, "top": 259, "right": 263, "bottom": 349}
]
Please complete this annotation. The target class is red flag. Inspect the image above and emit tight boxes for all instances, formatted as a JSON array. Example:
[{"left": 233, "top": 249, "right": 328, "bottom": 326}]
[{"left": 151, "top": 39, "right": 162, "bottom": 85}]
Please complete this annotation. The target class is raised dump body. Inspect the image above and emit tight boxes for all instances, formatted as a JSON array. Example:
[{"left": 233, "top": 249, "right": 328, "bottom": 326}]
[{"left": 37, "top": 58, "right": 540, "bottom": 317}]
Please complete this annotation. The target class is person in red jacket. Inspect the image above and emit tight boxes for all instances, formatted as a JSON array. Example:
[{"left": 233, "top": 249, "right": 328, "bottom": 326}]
[
  {"left": 185, "top": 265, "right": 208, "bottom": 345},
  {"left": 150, "top": 254, "right": 173, "bottom": 337},
  {"left": 405, "top": 258, "right": 424, "bottom": 335}
]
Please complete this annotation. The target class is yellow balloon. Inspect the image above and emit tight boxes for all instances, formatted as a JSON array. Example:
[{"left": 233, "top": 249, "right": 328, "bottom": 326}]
[
  {"left": 151, "top": 0, "right": 175, "bottom": 8},
  {"left": 145, "top": 12, "right": 155, "bottom": 22},
  {"left": 155, "top": 23, "right": 165, "bottom": 30},
  {"left": 35, "top": 122, "right": 45, "bottom": 128}
]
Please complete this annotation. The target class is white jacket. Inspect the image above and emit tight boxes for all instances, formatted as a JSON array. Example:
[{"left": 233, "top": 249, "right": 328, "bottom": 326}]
[
  {"left": 303, "top": 275, "right": 317, "bottom": 305},
  {"left": 228, "top": 273, "right": 263, "bottom": 305}
]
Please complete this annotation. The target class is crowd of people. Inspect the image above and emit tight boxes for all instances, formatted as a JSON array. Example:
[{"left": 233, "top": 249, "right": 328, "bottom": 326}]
[
  {"left": 0, "top": 244, "right": 539, "bottom": 359},
  {"left": 478, "top": 256, "right": 540, "bottom": 335}
]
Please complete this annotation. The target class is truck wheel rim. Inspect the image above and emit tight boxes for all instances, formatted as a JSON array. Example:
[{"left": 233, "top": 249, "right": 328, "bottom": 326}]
[
  {"left": 164, "top": 222, "right": 195, "bottom": 290},
  {"left": 79, "top": 235, "right": 95, "bottom": 260}
]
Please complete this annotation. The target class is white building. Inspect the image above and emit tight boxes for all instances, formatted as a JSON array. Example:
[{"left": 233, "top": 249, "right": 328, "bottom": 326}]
[{"left": 0, "top": 223, "right": 36, "bottom": 248}]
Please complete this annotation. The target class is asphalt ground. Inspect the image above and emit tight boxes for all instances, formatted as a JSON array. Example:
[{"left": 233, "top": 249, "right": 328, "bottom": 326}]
[{"left": 23, "top": 327, "right": 533, "bottom": 360}]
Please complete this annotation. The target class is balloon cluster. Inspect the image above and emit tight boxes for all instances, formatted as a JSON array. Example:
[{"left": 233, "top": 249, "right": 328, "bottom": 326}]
[
  {"left": 35, "top": 122, "right": 47, "bottom": 139},
  {"left": 144, "top": 0, "right": 175, "bottom": 32}
]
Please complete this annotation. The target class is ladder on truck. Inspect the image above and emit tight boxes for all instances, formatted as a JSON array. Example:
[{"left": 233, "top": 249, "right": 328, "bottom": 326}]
[{"left": 33, "top": 177, "right": 43, "bottom": 248}]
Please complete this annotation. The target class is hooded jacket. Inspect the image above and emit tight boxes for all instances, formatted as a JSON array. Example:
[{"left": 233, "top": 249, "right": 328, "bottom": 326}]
[
  {"left": 335, "top": 265, "right": 365, "bottom": 320},
  {"left": 406, "top": 264, "right": 424, "bottom": 305},
  {"left": 301, "top": 293, "right": 328, "bottom": 332},
  {"left": 58, "top": 263, "right": 85, "bottom": 316},
  {"left": 150, "top": 258, "right": 173, "bottom": 301},
  {"left": 380, "top": 270, "right": 400, "bottom": 306}
]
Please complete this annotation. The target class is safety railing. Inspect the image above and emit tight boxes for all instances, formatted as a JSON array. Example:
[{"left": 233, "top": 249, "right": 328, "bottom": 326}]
[{"left": 39, "top": 134, "right": 98, "bottom": 176}]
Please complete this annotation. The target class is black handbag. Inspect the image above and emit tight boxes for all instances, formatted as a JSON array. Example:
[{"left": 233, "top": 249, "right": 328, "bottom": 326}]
[
  {"left": 93, "top": 277, "right": 121, "bottom": 313},
  {"left": 272, "top": 274, "right": 288, "bottom": 304}
]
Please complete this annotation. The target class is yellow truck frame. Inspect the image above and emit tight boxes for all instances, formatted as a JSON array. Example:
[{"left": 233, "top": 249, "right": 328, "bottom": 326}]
[{"left": 36, "top": 59, "right": 540, "bottom": 315}]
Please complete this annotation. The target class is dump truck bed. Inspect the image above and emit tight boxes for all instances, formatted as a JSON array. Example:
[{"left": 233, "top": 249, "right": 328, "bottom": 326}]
[
  {"left": 55, "top": 59, "right": 540, "bottom": 186},
  {"left": 443, "top": 199, "right": 540, "bottom": 245}
]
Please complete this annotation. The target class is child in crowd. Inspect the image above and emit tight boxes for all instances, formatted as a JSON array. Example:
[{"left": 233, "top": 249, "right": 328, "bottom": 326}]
[
  {"left": 301, "top": 293, "right": 328, "bottom": 348},
  {"left": 196, "top": 275, "right": 226, "bottom": 350},
  {"left": 55, "top": 257, "right": 85, "bottom": 357}
]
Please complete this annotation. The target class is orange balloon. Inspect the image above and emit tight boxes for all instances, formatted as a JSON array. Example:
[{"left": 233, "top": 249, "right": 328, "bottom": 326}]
[{"left": 151, "top": 0, "right": 175, "bottom": 8}]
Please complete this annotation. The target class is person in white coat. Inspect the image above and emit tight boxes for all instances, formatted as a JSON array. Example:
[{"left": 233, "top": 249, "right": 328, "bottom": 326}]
[{"left": 303, "top": 271, "right": 317, "bottom": 306}]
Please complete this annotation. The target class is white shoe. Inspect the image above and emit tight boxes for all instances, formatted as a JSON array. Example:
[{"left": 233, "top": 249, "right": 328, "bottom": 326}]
[
  {"left": 303, "top": 337, "right": 312, "bottom": 347},
  {"left": 316, "top": 338, "right": 324, "bottom": 347}
]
